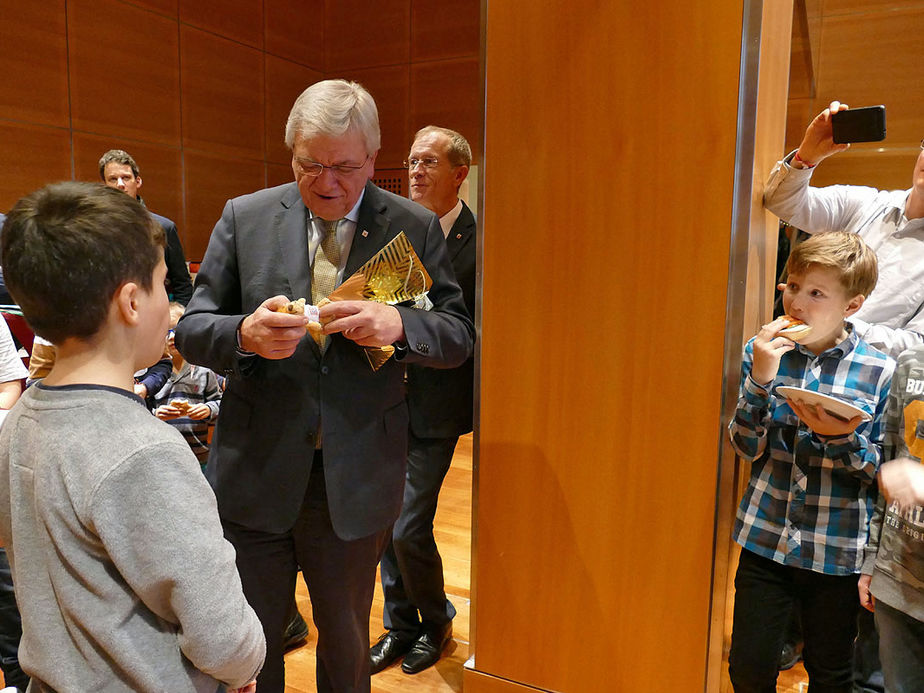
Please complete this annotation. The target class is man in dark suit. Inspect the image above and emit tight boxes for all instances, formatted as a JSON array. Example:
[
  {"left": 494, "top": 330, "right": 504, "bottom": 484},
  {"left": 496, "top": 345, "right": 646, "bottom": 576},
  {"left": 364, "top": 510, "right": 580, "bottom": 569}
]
[
  {"left": 174, "top": 81, "right": 474, "bottom": 693},
  {"left": 370, "top": 126, "right": 476, "bottom": 675},
  {"left": 98, "top": 149, "right": 194, "bottom": 305}
]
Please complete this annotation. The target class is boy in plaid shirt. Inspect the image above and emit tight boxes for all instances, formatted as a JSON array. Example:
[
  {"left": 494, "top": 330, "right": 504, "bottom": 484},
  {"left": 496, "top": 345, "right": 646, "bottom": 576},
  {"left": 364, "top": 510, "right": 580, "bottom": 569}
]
[{"left": 728, "top": 231, "right": 894, "bottom": 692}]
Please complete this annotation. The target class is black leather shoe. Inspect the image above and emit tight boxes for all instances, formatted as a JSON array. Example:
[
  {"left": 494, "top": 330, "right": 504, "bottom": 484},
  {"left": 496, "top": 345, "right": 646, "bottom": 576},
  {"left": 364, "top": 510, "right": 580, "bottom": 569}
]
[
  {"left": 369, "top": 630, "right": 417, "bottom": 674},
  {"left": 778, "top": 641, "right": 802, "bottom": 671},
  {"left": 401, "top": 623, "right": 452, "bottom": 675},
  {"left": 283, "top": 610, "right": 310, "bottom": 652}
]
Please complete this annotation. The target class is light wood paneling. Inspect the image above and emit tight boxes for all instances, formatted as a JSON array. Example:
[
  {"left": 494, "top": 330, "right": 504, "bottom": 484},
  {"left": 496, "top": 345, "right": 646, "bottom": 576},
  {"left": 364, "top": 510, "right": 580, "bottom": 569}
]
[
  {"left": 72, "top": 133, "right": 184, "bottom": 235},
  {"left": 181, "top": 25, "right": 265, "bottom": 159},
  {"left": 410, "top": 0, "right": 480, "bottom": 62},
  {"left": 0, "top": 123, "right": 72, "bottom": 212},
  {"left": 179, "top": 0, "right": 264, "bottom": 49},
  {"left": 822, "top": 0, "right": 924, "bottom": 14},
  {"left": 68, "top": 0, "right": 181, "bottom": 145},
  {"left": 472, "top": 2, "right": 743, "bottom": 691},
  {"left": 183, "top": 151, "right": 265, "bottom": 260},
  {"left": 265, "top": 56, "right": 323, "bottom": 165},
  {"left": 331, "top": 65, "right": 410, "bottom": 169},
  {"left": 0, "top": 2, "right": 69, "bottom": 129},
  {"left": 324, "top": 0, "right": 410, "bottom": 71},
  {"left": 410, "top": 58, "right": 481, "bottom": 165},
  {"left": 809, "top": 148, "right": 917, "bottom": 192},
  {"left": 264, "top": 0, "right": 325, "bottom": 70},
  {"left": 816, "top": 7, "right": 924, "bottom": 146}
]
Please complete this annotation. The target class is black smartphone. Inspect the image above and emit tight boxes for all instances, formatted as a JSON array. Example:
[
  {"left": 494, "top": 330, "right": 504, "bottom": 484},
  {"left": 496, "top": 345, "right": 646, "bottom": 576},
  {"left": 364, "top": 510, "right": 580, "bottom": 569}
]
[{"left": 831, "top": 105, "right": 886, "bottom": 144}]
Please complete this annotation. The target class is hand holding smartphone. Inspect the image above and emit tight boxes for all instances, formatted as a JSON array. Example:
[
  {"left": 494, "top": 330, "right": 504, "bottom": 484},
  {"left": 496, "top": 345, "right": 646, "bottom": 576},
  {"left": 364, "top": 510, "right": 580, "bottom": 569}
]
[{"left": 831, "top": 105, "right": 886, "bottom": 144}]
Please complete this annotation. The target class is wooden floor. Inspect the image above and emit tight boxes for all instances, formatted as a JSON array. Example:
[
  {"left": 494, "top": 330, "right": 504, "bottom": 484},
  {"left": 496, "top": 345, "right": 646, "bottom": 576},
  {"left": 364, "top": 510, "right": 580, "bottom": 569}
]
[{"left": 282, "top": 434, "right": 473, "bottom": 693}]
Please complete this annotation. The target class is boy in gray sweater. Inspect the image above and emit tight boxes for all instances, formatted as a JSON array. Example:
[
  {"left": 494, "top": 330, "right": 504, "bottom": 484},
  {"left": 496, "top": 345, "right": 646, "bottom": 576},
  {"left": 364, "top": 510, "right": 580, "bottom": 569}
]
[
  {"left": 859, "top": 344, "right": 924, "bottom": 693},
  {"left": 0, "top": 182, "right": 265, "bottom": 693}
]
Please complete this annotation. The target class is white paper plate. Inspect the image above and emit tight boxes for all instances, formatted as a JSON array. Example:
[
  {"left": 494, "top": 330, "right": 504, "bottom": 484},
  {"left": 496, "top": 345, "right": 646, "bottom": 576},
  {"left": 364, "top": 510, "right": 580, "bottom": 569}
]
[{"left": 776, "top": 385, "right": 872, "bottom": 423}]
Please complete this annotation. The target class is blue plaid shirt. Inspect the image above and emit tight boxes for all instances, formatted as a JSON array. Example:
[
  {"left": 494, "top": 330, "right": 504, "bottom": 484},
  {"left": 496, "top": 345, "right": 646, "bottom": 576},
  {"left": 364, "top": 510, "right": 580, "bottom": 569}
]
[{"left": 729, "top": 327, "right": 894, "bottom": 575}]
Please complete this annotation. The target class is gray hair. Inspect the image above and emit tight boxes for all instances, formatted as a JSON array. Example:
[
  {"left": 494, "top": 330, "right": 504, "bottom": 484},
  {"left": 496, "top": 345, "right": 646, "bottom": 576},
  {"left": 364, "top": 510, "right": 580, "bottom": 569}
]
[
  {"left": 285, "top": 80, "right": 381, "bottom": 154},
  {"left": 413, "top": 126, "right": 472, "bottom": 168},
  {"left": 98, "top": 149, "right": 140, "bottom": 180}
]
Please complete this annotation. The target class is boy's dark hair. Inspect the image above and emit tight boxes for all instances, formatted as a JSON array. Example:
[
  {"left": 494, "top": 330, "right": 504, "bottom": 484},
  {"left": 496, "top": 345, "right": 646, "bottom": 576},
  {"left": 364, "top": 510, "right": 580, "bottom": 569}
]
[
  {"left": 786, "top": 230, "right": 878, "bottom": 298},
  {"left": 1, "top": 182, "right": 165, "bottom": 344}
]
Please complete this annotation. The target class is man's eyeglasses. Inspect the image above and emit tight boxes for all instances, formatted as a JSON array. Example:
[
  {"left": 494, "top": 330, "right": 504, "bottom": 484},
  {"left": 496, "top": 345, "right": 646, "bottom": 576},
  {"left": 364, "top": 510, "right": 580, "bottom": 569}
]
[
  {"left": 920, "top": 138, "right": 924, "bottom": 150},
  {"left": 293, "top": 156, "right": 369, "bottom": 177},
  {"left": 403, "top": 157, "right": 440, "bottom": 171}
]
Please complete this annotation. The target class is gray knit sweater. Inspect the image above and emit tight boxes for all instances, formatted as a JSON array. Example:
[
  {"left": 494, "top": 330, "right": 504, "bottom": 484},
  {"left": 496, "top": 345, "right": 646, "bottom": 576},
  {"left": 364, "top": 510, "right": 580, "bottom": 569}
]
[
  {"left": 862, "top": 345, "right": 924, "bottom": 623},
  {"left": 0, "top": 383, "right": 265, "bottom": 692}
]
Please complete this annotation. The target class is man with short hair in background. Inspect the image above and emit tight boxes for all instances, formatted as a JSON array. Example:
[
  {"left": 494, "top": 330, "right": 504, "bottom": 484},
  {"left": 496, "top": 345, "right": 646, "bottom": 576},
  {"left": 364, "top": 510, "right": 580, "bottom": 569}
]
[
  {"left": 370, "top": 126, "right": 476, "bottom": 676},
  {"left": 99, "top": 149, "right": 194, "bottom": 305}
]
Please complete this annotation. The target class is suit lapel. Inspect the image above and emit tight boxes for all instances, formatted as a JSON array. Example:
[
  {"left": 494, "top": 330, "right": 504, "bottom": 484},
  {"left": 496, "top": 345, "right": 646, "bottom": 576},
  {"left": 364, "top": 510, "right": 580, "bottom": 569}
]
[
  {"left": 345, "top": 182, "right": 391, "bottom": 277},
  {"left": 445, "top": 202, "right": 476, "bottom": 261},
  {"left": 275, "top": 184, "right": 311, "bottom": 301}
]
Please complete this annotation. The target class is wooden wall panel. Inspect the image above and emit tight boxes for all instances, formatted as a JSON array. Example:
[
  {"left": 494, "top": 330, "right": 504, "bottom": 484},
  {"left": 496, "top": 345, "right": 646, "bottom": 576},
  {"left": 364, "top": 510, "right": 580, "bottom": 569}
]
[
  {"left": 785, "top": 3, "right": 924, "bottom": 192},
  {"left": 470, "top": 2, "right": 743, "bottom": 691},
  {"left": 410, "top": 58, "right": 481, "bottom": 164},
  {"left": 264, "top": 0, "right": 325, "bottom": 70},
  {"left": 267, "top": 162, "right": 294, "bottom": 189},
  {"left": 0, "top": 124, "right": 72, "bottom": 212},
  {"left": 68, "top": 0, "right": 181, "bottom": 145},
  {"left": 0, "top": 0, "right": 479, "bottom": 272},
  {"left": 129, "top": 0, "right": 179, "bottom": 17},
  {"left": 72, "top": 133, "right": 184, "bottom": 234},
  {"left": 330, "top": 65, "right": 410, "bottom": 169},
  {"left": 410, "top": 0, "right": 480, "bottom": 62},
  {"left": 324, "top": 0, "right": 410, "bottom": 71},
  {"left": 0, "top": 2, "right": 69, "bottom": 128},
  {"left": 816, "top": 7, "right": 924, "bottom": 146},
  {"left": 180, "top": 26, "right": 265, "bottom": 159},
  {"left": 265, "top": 56, "right": 324, "bottom": 165},
  {"left": 179, "top": 0, "right": 264, "bottom": 49},
  {"left": 184, "top": 151, "right": 266, "bottom": 260}
]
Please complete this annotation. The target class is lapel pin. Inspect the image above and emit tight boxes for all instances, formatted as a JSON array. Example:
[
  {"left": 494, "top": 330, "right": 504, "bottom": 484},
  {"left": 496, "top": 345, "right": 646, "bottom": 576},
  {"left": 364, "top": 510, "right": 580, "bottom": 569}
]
[
  {"left": 361, "top": 229, "right": 369, "bottom": 237},
  {"left": 456, "top": 233, "right": 462, "bottom": 239}
]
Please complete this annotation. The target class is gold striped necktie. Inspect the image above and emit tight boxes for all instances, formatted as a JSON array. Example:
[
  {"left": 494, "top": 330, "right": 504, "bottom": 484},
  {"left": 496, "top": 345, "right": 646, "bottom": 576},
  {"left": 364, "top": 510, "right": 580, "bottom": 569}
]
[{"left": 312, "top": 218, "right": 341, "bottom": 351}]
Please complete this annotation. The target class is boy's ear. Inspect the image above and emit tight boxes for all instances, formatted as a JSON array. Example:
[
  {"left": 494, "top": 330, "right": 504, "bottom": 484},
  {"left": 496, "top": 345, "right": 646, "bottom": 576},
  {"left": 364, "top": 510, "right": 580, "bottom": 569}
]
[
  {"left": 844, "top": 293, "right": 865, "bottom": 318},
  {"left": 114, "top": 281, "right": 142, "bottom": 326}
]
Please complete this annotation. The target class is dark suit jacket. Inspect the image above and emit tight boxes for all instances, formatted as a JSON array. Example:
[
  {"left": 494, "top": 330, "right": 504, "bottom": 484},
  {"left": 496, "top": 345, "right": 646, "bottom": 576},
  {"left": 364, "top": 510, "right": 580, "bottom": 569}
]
[
  {"left": 149, "top": 212, "right": 194, "bottom": 306},
  {"left": 175, "top": 181, "right": 474, "bottom": 540},
  {"left": 406, "top": 201, "right": 475, "bottom": 439}
]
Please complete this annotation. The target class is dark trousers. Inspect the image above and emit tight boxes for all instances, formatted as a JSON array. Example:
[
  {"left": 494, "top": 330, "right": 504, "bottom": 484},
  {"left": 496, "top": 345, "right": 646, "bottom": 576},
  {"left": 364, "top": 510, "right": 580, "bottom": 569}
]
[
  {"left": 729, "top": 549, "right": 859, "bottom": 693},
  {"left": 224, "top": 454, "right": 390, "bottom": 693},
  {"left": 0, "top": 548, "right": 28, "bottom": 691},
  {"left": 379, "top": 433, "right": 457, "bottom": 636}
]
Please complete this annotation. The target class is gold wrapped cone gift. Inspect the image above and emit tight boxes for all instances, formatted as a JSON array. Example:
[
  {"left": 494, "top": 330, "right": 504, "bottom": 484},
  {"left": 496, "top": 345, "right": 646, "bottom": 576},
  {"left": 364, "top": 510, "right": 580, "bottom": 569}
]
[{"left": 280, "top": 232, "right": 432, "bottom": 370}]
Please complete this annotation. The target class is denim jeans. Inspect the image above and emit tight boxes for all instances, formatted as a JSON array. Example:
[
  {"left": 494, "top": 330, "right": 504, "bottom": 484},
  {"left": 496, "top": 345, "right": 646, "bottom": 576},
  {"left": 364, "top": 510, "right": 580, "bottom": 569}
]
[{"left": 875, "top": 600, "right": 924, "bottom": 693}]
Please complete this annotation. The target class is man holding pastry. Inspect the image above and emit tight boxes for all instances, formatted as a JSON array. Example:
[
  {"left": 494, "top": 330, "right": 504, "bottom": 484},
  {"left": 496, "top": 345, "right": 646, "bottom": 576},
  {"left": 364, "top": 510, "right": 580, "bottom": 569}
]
[{"left": 174, "top": 79, "right": 473, "bottom": 693}]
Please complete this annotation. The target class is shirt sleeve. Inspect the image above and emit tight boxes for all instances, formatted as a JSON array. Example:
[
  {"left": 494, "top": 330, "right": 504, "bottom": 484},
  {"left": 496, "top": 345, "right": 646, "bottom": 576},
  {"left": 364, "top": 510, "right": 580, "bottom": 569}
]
[
  {"left": 763, "top": 153, "right": 882, "bottom": 233},
  {"left": 0, "top": 320, "right": 27, "bottom": 383},
  {"left": 728, "top": 342, "right": 773, "bottom": 461},
  {"left": 851, "top": 314, "right": 924, "bottom": 361}
]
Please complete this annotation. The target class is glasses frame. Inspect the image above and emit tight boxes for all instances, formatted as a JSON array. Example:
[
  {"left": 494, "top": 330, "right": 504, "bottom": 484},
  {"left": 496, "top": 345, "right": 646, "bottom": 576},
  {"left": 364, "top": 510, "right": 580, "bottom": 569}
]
[
  {"left": 403, "top": 157, "right": 443, "bottom": 171},
  {"left": 293, "top": 155, "right": 371, "bottom": 178}
]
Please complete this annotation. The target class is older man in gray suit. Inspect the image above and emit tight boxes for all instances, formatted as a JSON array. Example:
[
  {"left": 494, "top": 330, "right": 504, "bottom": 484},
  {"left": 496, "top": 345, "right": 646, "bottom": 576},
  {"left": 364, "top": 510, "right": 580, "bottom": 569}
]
[{"left": 175, "top": 80, "right": 473, "bottom": 693}]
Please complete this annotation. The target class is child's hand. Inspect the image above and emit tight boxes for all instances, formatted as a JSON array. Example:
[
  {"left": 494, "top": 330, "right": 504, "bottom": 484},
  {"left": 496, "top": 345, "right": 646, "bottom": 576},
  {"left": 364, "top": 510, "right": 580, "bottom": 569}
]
[
  {"left": 187, "top": 403, "right": 211, "bottom": 420},
  {"left": 878, "top": 458, "right": 924, "bottom": 509},
  {"left": 786, "top": 398, "right": 863, "bottom": 436},
  {"left": 750, "top": 317, "right": 797, "bottom": 385},
  {"left": 228, "top": 681, "right": 257, "bottom": 693},
  {"left": 858, "top": 574, "right": 875, "bottom": 612},
  {"left": 155, "top": 404, "right": 182, "bottom": 420}
]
